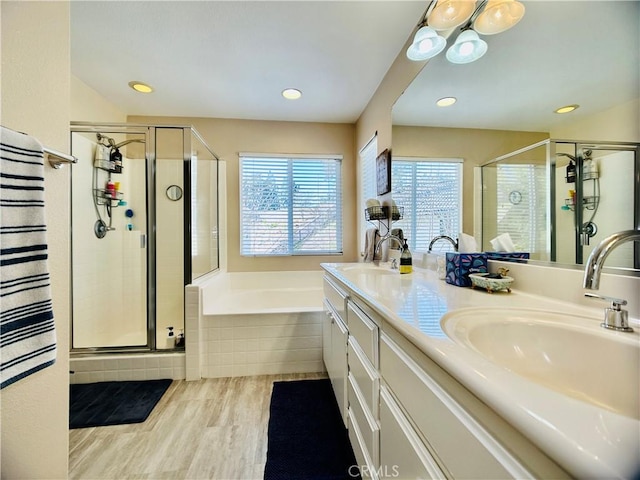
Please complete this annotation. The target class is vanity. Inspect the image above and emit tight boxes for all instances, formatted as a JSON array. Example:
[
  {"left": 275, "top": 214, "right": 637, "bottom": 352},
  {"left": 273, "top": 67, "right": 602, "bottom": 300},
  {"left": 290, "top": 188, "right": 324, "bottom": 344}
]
[{"left": 321, "top": 262, "right": 639, "bottom": 480}]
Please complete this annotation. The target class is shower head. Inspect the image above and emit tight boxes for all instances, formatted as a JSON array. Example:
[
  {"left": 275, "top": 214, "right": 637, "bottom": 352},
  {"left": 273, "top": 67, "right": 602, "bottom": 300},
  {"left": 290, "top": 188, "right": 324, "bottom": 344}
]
[{"left": 557, "top": 152, "right": 577, "bottom": 162}]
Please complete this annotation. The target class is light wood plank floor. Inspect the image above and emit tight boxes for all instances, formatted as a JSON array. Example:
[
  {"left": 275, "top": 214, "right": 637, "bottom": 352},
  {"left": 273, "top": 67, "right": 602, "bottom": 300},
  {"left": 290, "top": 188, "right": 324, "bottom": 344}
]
[{"left": 69, "top": 372, "right": 328, "bottom": 480}]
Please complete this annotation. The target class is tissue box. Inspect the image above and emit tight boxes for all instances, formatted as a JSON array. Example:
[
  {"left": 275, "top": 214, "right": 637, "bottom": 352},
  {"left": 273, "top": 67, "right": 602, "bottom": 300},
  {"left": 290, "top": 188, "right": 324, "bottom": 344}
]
[
  {"left": 485, "top": 252, "right": 530, "bottom": 262},
  {"left": 445, "top": 253, "right": 488, "bottom": 287}
]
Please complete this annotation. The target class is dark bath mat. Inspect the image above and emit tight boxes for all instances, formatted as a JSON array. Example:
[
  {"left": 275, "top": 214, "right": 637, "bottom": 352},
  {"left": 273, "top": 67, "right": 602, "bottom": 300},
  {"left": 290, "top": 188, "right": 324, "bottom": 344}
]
[
  {"left": 69, "top": 379, "right": 172, "bottom": 429},
  {"left": 264, "top": 378, "right": 360, "bottom": 480}
]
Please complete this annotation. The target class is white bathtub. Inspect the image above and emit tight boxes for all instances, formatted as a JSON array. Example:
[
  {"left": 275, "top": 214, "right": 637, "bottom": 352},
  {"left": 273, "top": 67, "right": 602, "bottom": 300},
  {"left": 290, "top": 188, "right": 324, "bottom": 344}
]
[
  {"left": 189, "top": 270, "right": 326, "bottom": 379},
  {"left": 203, "top": 270, "right": 324, "bottom": 315}
]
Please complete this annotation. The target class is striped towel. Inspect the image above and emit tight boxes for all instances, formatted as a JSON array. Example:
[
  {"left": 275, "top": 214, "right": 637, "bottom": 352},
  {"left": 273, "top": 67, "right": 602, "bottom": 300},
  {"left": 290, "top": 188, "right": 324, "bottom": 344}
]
[{"left": 0, "top": 126, "right": 56, "bottom": 389}]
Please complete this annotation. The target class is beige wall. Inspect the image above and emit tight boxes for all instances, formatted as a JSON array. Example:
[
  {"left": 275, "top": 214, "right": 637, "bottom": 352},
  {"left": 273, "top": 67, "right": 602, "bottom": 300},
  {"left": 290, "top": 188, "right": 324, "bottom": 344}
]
[
  {"left": 71, "top": 74, "right": 127, "bottom": 123},
  {"left": 550, "top": 98, "right": 640, "bottom": 143},
  {"left": 1, "top": 2, "right": 70, "bottom": 478},
  {"left": 392, "top": 126, "right": 548, "bottom": 235},
  {"left": 130, "top": 115, "right": 358, "bottom": 271}
]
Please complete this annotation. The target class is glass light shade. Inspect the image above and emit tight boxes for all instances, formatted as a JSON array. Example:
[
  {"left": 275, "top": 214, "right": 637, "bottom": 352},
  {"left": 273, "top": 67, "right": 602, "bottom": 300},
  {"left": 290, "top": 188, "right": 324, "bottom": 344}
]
[
  {"left": 445, "top": 29, "right": 487, "bottom": 64},
  {"left": 406, "top": 26, "right": 446, "bottom": 61},
  {"left": 428, "top": 0, "right": 477, "bottom": 31},
  {"left": 473, "top": 0, "right": 525, "bottom": 35}
]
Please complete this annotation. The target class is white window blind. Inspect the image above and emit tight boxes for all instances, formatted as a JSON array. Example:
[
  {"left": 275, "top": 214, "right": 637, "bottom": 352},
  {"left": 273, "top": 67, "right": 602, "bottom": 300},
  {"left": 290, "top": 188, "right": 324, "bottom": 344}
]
[
  {"left": 496, "top": 163, "right": 546, "bottom": 254},
  {"left": 360, "top": 136, "right": 378, "bottom": 212},
  {"left": 240, "top": 155, "right": 342, "bottom": 256},
  {"left": 392, "top": 158, "right": 462, "bottom": 252}
]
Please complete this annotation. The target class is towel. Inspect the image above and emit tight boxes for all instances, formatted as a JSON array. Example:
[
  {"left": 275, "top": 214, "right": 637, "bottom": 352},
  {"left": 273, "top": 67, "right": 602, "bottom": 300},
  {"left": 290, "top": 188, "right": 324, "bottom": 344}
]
[
  {"left": 0, "top": 126, "right": 57, "bottom": 389},
  {"left": 363, "top": 227, "right": 380, "bottom": 262}
]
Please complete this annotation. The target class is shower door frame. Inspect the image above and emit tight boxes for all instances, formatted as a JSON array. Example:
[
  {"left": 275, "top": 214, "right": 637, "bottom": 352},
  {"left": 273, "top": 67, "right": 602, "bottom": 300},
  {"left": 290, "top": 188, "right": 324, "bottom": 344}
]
[
  {"left": 69, "top": 122, "right": 211, "bottom": 353},
  {"left": 481, "top": 138, "right": 639, "bottom": 270}
]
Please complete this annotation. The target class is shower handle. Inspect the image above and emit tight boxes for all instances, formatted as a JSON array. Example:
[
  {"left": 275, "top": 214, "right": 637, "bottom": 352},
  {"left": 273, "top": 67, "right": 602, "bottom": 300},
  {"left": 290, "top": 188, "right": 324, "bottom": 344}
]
[{"left": 140, "top": 234, "right": 147, "bottom": 249}]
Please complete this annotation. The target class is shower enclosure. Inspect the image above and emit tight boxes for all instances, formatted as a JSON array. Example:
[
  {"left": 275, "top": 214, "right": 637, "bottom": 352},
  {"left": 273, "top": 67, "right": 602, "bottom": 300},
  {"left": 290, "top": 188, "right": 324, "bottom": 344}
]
[
  {"left": 70, "top": 123, "right": 219, "bottom": 352},
  {"left": 480, "top": 139, "right": 639, "bottom": 268}
]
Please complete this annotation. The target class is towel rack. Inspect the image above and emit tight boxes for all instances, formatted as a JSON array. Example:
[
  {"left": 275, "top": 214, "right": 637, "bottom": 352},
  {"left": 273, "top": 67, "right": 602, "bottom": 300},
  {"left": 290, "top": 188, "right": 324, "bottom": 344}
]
[{"left": 45, "top": 147, "right": 78, "bottom": 169}]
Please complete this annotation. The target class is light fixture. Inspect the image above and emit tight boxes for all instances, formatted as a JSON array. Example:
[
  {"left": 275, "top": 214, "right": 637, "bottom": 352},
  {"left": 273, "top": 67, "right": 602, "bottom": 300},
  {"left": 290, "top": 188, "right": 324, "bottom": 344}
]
[
  {"left": 282, "top": 88, "right": 302, "bottom": 100},
  {"left": 473, "top": 0, "right": 525, "bottom": 35},
  {"left": 554, "top": 104, "right": 579, "bottom": 114},
  {"left": 436, "top": 97, "right": 457, "bottom": 107},
  {"left": 128, "top": 81, "right": 153, "bottom": 93},
  {"left": 428, "top": 0, "right": 477, "bottom": 31},
  {"left": 406, "top": 25, "right": 447, "bottom": 61},
  {"left": 406, "top": 0, "right": 525, "bottom": 65},
  {"left": 446, "top": 29, "right": 487, "bottom": 64}
]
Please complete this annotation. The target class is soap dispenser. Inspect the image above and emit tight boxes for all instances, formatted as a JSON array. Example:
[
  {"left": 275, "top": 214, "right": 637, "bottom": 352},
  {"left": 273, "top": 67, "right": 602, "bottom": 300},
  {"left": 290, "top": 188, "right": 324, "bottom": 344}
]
[{"left": 400, "top": 239, "right": 412, "bottom": 274}]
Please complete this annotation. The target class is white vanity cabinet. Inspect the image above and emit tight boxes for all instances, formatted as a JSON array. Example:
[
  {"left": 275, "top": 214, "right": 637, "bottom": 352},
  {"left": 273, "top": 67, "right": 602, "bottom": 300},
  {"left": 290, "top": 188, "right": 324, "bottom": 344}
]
[
  {"left": 321, "top": 267, "right": 571, "bottom": 480},
  {"left": 346, "top": 300, "right": 381, "bottom": 477},
  {"left": 323, "top": 276, "right": 349, "bottom": 426}
]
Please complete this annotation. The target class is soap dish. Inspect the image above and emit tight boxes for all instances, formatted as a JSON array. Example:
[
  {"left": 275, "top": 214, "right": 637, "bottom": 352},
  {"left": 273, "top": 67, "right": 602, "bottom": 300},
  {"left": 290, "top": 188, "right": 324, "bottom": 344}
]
[{"left": 469, "top": 273, "right": 513, "bottom": 293}]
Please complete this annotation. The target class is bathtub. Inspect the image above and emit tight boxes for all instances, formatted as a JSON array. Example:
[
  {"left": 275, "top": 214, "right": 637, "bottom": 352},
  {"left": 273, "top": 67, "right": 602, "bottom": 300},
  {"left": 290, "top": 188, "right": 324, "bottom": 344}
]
[{"left": 187, "top": 270, "right": 326, "bottom": 379}]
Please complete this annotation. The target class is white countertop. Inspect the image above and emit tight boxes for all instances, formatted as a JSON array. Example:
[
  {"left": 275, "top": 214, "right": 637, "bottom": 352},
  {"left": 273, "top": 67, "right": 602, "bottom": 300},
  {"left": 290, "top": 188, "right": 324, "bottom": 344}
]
[{"left": 321, "top": 262, "right": 640, "bottom": 479}]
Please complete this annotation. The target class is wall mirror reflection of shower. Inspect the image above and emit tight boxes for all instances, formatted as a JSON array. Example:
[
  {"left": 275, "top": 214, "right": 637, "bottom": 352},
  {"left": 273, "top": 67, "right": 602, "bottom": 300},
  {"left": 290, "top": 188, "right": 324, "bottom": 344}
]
[
  {"left": 480, "top": 139, "right": 639, "bottom": 269},
  {"left": 70, "top": 124, "right": 220, "bottom": 353}
]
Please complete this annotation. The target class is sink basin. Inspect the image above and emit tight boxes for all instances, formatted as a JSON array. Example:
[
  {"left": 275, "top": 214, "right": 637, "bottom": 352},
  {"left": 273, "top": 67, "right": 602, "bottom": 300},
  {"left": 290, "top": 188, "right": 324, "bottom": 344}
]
[
  {"left": 441, "top": 308, "right": 640, "bottom": 419},
  {"left": 334, "top": 263, "right": 397, "bottom": 275}
]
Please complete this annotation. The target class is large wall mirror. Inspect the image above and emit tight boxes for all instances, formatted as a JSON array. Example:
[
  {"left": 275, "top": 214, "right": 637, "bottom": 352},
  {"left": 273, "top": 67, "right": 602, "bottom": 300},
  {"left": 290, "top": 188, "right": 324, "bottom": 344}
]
[{"left": 391, "top": 1, "right": 639, "bottom": 275}]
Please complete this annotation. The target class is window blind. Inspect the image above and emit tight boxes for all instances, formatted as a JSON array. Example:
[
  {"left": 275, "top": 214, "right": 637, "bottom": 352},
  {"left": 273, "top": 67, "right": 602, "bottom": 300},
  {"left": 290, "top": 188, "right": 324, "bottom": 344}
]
[
  {"left": 496, "top": 163, "right": 546, "bottom": 253},
  {"left": 240, "top": 155, "right": 342, "bottom": 256},
  {"left": 392, "top": 158, "right": 462, "bottom": 252}
]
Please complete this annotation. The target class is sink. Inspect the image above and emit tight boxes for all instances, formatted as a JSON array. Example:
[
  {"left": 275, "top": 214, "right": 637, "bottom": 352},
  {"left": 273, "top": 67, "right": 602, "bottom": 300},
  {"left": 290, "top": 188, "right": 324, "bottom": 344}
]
[
  {"left": 334, "top": 263, "right": 397, "bottom": 275},
  {"left": 441, "top": 308, "right": 640, "bottom": 420}
]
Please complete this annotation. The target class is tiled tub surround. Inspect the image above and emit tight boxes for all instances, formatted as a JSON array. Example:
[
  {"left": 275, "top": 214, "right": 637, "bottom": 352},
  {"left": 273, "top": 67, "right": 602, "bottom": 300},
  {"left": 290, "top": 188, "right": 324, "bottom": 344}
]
[
  {"left": 69, "top": 353, "right": 185, "bottom": 384},
  {"left": 186, "top": 270, "right": 326, "bottom": 379}
]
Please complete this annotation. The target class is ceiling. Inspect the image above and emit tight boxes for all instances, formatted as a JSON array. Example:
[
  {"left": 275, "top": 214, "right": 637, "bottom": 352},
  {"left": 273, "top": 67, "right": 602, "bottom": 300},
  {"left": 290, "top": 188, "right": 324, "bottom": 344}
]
[
  {"left": 70, "top": 2, "right": 640, "bottom": 130},
  {"left": 70, "top": 1, "right": 427, "bottom": 123},
  {"left": 392, "top": 1, "right": 640, "bottom": 132}
]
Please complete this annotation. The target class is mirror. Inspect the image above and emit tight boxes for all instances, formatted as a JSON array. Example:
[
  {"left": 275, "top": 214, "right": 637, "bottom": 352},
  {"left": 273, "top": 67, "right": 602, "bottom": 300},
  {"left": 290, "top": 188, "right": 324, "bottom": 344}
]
[
  {"left": 166, "top": 185, "right": 183, "bottom": 201},
  {"left": 391, "top": 1, "right": 639, "bottom": 274}
]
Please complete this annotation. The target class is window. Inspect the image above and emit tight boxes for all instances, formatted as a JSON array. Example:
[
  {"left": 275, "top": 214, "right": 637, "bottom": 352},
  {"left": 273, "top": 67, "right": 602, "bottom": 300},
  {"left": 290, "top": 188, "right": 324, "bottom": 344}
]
[
  {"left": 240, "top": 154, "right": 342, "bottom": 256},
  {"left": 495, "top": 163, "right": 546, "bottom": 254},
  {"left": 392, "top": 157, "right": 463, "bottom": 252},
  {"left": 359, "top": 135, "right": 377, "bottom": 253}
]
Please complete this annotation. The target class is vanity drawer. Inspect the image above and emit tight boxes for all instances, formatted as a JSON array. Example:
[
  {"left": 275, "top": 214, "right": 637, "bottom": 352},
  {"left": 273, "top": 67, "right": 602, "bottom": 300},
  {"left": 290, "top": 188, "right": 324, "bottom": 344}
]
[
  {"left": 348, "top": 373, "right": 379, "bottom": 467},
  {"left": 379, "top": 385, "right": 446, "bottom": 480},
  {"left": 324, "top": 276, "right": 348, "bottom": 323},
  {"left": 380, "top": 332, "right": 513, "bottom": 480},
  {"left": 348, "top": 408, "right": 376, "bottom": 480},
  {"left": 348, "top": 337, "right": 379, "bottom": 418},
  {"left": 347, "top": 301, "right": 378, "bottom": 367}
]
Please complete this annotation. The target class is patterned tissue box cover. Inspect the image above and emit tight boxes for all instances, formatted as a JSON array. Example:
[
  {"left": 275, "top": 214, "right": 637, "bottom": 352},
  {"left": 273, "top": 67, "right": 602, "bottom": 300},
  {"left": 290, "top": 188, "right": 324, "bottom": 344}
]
[
  {"left": 485, "top": 252, "right": 530, "bottom": 262},
  {"left": 445, "top": 253, "right": 488, "bottom": 287}
]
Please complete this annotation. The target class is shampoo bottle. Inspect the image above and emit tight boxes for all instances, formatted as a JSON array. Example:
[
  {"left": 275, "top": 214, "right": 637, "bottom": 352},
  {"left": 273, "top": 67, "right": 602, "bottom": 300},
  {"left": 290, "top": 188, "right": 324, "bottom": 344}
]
[{"left": 400, "top": 239, "right": 412, "bottom": 274}]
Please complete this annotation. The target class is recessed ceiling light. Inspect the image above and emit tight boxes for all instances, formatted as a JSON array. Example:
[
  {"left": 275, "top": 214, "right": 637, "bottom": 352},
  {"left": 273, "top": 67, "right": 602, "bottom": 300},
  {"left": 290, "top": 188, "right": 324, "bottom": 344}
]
[
  {"left": 282, "top": 88, "right": 302, "bottom": 100},
  {"left": 128, "top": 81, "right": 154, "bottom": 93},
  {"left": 436, "top": 97, "right": 457, "bottom": 107},
  {"left": 554, "top": 104, "right": 579, "bottom": 114}
]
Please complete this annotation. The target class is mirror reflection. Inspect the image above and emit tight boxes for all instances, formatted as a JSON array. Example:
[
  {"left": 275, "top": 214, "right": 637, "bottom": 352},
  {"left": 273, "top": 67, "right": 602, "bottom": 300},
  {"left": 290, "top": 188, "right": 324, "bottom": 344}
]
[{"left": 391, "top": 1, "right": 639, "bottom": 273}]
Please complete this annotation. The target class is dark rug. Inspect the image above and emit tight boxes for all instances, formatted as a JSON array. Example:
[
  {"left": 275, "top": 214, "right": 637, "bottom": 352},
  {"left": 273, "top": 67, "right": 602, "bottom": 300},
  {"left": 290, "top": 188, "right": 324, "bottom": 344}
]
[
  {"left": 264, "top": 378, "right": 360, "bottom": 480},
  {"left": 69, "top": 379, "right": 172, "bottom": 429}
]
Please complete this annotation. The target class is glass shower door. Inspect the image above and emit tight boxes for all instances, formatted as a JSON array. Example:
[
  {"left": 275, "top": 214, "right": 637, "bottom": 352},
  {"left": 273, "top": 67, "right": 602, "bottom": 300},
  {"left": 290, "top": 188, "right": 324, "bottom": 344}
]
[{"left": 70, "top": 129, "right": 148, "bottom": 349}]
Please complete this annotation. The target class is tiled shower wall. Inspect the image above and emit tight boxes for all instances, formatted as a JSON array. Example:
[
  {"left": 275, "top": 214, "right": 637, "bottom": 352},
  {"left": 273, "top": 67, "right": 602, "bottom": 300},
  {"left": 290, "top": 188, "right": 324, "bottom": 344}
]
[{"left": 69, "top": 353, "right": 185, "bottom": 384}]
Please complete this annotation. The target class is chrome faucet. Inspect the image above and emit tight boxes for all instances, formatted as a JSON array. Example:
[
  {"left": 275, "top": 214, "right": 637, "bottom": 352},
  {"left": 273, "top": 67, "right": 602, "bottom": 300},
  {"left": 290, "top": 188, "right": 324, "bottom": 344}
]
[
  {"left": 583, "top": 229, "right": 640, "bottom": 332},
  {"left": 428, "top": 235, "right": 458, "bottom": 252},
  {"left": 375, "top": 235, "right": 403, "bottom": 257}
]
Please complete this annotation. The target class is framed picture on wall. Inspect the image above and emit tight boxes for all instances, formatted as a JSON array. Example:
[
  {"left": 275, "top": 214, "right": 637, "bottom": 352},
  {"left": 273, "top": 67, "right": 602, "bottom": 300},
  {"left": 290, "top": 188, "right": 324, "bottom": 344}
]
[{"left": 376, "top": 148, "right": 391, "bottom": 195}]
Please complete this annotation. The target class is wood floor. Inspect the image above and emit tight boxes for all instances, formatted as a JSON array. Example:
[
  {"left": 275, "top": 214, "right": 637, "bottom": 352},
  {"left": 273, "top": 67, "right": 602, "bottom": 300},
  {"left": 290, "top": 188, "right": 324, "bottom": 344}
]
[{"left": 69, "top": 372, "right": 328, "bottom": 479}]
